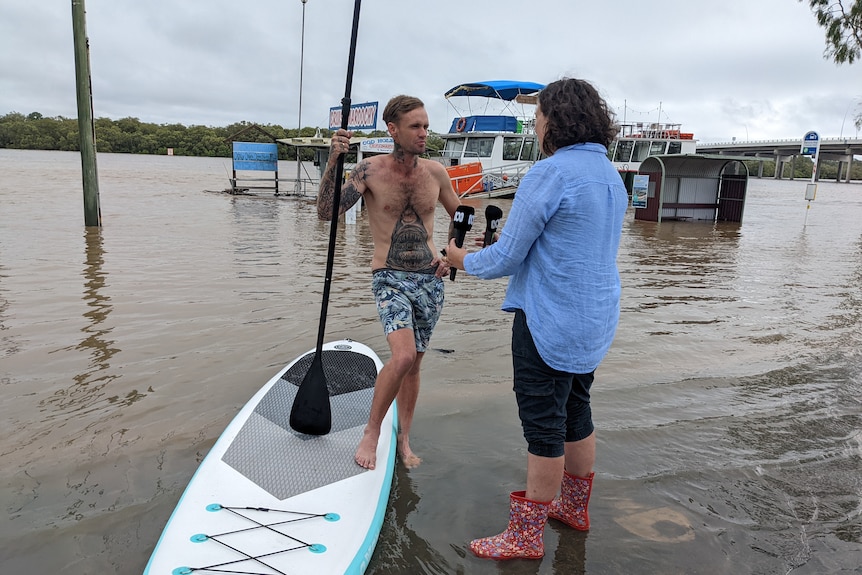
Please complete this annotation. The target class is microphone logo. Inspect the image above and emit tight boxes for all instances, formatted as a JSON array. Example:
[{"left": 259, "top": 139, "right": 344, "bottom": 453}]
[
  {"left": 454, "top": 209, "right": 474, "bottom": 227},
  {"left": 483, "top": 205, "right": 503, "bottom": 247},
  {"left": 450, "top": 205, "right": 475, "bottom": 281}
]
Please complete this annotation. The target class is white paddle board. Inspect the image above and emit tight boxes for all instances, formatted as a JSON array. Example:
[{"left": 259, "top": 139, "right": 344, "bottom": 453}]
[{"left": 144, "top": 339, "right": 394, "bottom": 575}]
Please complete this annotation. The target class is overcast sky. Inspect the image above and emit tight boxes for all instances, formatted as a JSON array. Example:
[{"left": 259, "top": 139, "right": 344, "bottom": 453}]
[{"left": 1, "top": 0, "right": 859, "bottom": 144}]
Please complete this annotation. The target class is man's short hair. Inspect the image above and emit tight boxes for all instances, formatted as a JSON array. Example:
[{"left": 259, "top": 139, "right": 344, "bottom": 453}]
[{"left": 383, "top": 95, "right": 425, "bottom": 125}]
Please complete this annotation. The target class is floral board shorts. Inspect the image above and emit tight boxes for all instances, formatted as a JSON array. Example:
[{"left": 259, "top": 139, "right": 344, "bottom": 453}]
[{"left": 371, "top": 268, "right": 444, "bottom": 352}]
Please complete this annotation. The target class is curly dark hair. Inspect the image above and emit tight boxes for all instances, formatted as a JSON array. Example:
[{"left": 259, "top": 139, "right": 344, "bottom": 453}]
[{"left": 537, "top": 78, "right": 618, "bottom": 155}]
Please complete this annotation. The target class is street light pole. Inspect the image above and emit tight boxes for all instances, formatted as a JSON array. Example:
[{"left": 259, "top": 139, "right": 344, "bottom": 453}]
[{"left": 295, "top": 0, "right": 308, "bottom": 195}]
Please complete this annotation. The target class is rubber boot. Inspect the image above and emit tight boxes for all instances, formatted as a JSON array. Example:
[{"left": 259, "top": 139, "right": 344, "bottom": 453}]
[
  {"left": 469, "top": 491, "right": 550, "bottom": 560},
  {"left": 548, "top": 470, "right": 594, "bottom": 530}
]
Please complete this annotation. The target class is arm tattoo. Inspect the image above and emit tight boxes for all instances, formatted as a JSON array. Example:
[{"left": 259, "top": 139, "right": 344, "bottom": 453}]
[{"left": 317, "top": 160, "right": 366, "bottom": 220}]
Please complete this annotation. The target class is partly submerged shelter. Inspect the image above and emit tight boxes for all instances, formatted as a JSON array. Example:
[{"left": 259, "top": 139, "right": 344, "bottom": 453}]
[{"left": 633, "top": 155, "right": 750, "bottom": 224}]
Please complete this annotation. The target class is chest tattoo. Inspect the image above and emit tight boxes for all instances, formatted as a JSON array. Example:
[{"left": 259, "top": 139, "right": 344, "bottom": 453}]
[{"left": 386, "top": 204, "right": 433, "bottom": 271}]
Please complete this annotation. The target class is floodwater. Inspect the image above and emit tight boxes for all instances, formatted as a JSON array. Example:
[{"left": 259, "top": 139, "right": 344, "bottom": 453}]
[{"left": 1, "top": 149, "right": 860, "bottom": 575}]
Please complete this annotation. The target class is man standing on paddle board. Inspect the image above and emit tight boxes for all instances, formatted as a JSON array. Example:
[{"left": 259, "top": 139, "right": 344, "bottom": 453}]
[
  {"left": 446, "top": 78, "right": 628, "bottom": 560},
  {"left": 318, "top": 95, "right": 461, "bottom": 470}
]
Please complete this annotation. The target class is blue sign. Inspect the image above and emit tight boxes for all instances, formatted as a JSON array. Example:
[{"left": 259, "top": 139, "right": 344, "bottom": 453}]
[
  {"left": 800, "top": 131, "right": 819, "bottom": 156},
  {"left": 232, "top": 142, "right": 278, "bottom": 171},
  {"left": 329, "top": 101, "right": 378, "bottom": 131}
]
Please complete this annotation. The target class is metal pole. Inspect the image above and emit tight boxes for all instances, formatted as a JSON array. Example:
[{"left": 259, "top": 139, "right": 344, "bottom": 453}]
[
  {"left": 71, "top": 0, "right": 101, "bottom": 226},
  {"left": 295, "top": 0, "right": 308, "bottom": 195},
  {"left": 804, "top": 143, "right": 820, "bottom": 227}
]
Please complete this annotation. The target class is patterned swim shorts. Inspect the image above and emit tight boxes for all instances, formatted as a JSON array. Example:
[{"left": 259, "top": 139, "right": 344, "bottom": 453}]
[{"left": 371, "top": 268, "right": 444, "bottom": 352}]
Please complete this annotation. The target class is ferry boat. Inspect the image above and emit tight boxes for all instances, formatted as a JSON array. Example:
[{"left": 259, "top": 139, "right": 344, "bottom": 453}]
[
  {"left": 608, "top": 122, "right": 697, "bottom": 193},
  {"left": 435, "top": 80, "right": 544, "bottom": 198},
  {"left": 434, "top": 82, "right": 698, "bottom": 198}
]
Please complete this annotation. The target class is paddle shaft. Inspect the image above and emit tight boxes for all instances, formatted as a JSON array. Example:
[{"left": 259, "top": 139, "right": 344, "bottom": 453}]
[
  {"left": 290, "top": 0, "right": 362, "bottom": 436},
  {"left": 315, "top": 0, "right": 362, "bottom": 352}
]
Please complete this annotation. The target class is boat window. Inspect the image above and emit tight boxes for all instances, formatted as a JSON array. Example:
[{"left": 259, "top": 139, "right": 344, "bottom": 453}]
[
  {"left": 613, "top": 140, "right": 634, "bottom": 163},
  {"left": 606, "top": 140, "right": 617, "bottom": 160},
  {"left": 649, "top": 141, "right": 666, "bottom": 156},
  {"left": 442, "top": 138, "right": 465, "bottom": 158},
  {"left": 465, "top": 137, "right": 494, "bottom": 158},
  {"left": 503, "top": 137, "right": 523, "bottom": 161},
  {"left": 667, "top": 141, "right": 682, "bottom": 154},
  {"left": 521, "top": 138, "right": 537, "bottom": 161},
  {"left": 632, "top": 141, "right": 651, "bottom": 162}
]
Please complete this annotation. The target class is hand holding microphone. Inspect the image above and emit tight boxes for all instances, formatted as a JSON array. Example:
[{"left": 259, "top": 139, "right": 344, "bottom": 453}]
[
  {"left": 483, "top": 205, "right": 503, "bottom": 247},
  {"left": 449, "top": 205, "right": 475, "bottom": 281}
]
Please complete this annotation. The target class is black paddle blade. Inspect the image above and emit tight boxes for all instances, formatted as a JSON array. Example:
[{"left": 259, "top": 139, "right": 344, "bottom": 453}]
[{"left": 289, "top": 353, "right": 332, "bottom": 435}]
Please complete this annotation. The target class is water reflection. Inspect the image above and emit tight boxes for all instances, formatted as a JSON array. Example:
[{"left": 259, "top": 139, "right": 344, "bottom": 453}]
[
  {"left": 370, "top": 465, "right": 456, "bottom": 575},
  {"left": 39, "top": 228, "right": 128, "bottom": 415},
  {"left": 548, "top": 525, "right": 587, "bottom": 574},
  {"left": 0, "top": 255, "right": 16, "bottom": 365},
  {"left": 622, "top": 220, "right": 742, "bottom": 286},
  {"left": 230, "top": 195, "right": 282, "bottom": 282}
]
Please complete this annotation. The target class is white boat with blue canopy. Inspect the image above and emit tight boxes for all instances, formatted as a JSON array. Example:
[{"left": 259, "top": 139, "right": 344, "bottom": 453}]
[{"left": 436, "top": 80, "right": 544, "bottom": 197}]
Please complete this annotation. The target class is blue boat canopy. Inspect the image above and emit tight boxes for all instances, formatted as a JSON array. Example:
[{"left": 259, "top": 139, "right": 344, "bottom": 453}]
[
  {"left": 448, "top": 115, "right": 520, "bottom": 134},
  {"left": 444, "top": 81, "right": 545, "bottom": 101}
]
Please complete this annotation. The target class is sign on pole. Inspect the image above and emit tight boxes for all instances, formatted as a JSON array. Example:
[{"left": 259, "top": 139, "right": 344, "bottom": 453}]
[
  {"left": 800, "top": 131, "right": 819, "bottom": 156},
  {"left": 329, "top": 101, "right": 378, "bottom": 131},
  {"left": 801, "top": 130, "right": 820, "bottom": 226}
]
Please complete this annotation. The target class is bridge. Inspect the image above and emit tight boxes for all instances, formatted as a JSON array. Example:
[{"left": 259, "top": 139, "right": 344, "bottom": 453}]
[{"left": 696, "top": 137, "right": 862, "bottom": 182}]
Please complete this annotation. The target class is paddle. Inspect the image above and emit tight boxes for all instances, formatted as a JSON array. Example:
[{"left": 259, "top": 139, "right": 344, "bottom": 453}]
[{"left": 290, "top": 0, "right": 363, "bottom": 436}]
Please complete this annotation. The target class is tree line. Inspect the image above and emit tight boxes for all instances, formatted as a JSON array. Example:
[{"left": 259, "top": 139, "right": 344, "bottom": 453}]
[
  {"left": 2, "top": 111, "right": 858, "bottom": 180},
  {"left": 0, "top": 112, "right": 400, "bottom": 161}
]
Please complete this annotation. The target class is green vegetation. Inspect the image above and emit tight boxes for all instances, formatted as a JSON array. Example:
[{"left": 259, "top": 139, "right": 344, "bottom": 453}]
[
  {"left": 743, "top": 157, "right": 862, "bottom": 180},
  {"left": 3, "top": 111, "right": 856, "bottom": 179},
  {"left": 802, "top": 0, "right": 862, "bottom": 65},
  {"left": 801, "top": 0, "right": 862, "bottom": 130},
  {"left": 0, "top": 112, "right": 390, "bottom": 160}
]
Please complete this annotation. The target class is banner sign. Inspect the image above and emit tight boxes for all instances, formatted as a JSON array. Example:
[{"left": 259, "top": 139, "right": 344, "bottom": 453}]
[
  {"left": 359, "top": 137, "right": 394, "bottom": 154},
  {"left": 800, "top": 131, "right": 819, "bottom": 156},
  {"left": 329, "top": 101, "right": 378, "bottom": 131},
  {"left": 631, "top": 174, "right": 649, "bottom": 208},
  {"left": 232, "top": 142, "right": 278, "bottom": 171}
]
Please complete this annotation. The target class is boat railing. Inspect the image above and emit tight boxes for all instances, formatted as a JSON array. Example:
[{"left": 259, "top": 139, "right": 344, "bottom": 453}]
[{"left": 454, "top": 160, "right": 535, "bottom": 198}]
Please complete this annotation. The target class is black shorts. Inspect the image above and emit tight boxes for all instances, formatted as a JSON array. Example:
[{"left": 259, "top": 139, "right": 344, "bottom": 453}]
[{"left": 512, "top": 309, "right": 595, "bottom": 458}]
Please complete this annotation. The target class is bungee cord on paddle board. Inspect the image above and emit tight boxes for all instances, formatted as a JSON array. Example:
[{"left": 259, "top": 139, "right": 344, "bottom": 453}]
[{"left": 174, "top": 505, "right": 339, "bottom": 575}]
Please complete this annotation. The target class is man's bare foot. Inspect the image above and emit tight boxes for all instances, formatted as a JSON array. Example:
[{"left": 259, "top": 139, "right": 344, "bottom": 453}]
[
  {"left": 354, "top": 427, "right": 379, "bottom": 470},
  {"left": 398, "top": 434, "right": 422, "bottom": 469}
]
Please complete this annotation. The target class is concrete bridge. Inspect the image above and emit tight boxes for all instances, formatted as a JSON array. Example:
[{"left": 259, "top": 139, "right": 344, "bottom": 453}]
[{"left": 697, "top": 137, "right": 862, "bottom": 182}]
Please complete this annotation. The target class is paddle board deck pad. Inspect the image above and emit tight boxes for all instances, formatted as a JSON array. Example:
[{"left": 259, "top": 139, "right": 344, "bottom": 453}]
[{"left": 144, "top": 339, "right": 394, "bottom": 575}]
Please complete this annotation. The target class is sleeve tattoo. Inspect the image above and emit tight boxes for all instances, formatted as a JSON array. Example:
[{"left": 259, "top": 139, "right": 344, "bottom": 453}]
[{"left": 317, "top": 161, "right": 364, "bottom": 220}]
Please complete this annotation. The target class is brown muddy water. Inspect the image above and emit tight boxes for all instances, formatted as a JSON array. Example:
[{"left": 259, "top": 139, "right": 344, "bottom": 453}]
[{"left": 1, "top": 149, "right": 861, "bottom": 574}]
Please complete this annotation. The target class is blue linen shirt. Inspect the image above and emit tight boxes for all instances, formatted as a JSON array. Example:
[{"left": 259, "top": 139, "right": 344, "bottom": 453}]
[{"left": 463, "top": 143, "right": 628, "bottom": 373}]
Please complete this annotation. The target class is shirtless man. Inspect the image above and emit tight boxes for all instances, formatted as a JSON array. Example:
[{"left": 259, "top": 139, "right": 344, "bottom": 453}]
[{"left": 317, "top": 95, "right": 461, "bottom": 470}]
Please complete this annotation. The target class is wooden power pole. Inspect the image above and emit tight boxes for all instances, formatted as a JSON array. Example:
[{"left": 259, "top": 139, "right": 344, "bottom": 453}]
[{"left": 71, "top": 0, "right": 101, "bottom": 227}]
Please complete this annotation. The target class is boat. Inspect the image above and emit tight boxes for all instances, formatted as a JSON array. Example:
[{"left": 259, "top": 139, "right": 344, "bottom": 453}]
[
  {"left": 608, "top": 122, "right": 697, "bottom": 193},
  {"left": 434, "top": 82, "right": 698, "bottom": 199},
  {"left": 435, "top": 80, "right": 544, "bottom": 198}
]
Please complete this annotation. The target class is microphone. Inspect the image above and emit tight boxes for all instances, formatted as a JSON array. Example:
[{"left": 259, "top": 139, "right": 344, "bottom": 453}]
[
  {"left": 450, "top": 205, "right": 475, "bottom": 281},
  {"left": 483, "top": 205, "right": 503, "bottom": 247}
]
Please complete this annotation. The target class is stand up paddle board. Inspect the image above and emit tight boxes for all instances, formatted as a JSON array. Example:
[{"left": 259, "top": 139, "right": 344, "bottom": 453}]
[{"left": 144, "top": 339, "right": 394, "bottom": 575}]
